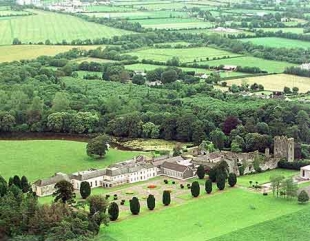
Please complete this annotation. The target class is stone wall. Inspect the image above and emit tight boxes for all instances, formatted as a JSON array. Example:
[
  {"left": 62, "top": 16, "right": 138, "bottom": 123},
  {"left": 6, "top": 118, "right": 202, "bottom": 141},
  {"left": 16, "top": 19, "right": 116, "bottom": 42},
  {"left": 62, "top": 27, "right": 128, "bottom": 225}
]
[{"left": 274, "top": 136, "right": 294, "bottom": 162}]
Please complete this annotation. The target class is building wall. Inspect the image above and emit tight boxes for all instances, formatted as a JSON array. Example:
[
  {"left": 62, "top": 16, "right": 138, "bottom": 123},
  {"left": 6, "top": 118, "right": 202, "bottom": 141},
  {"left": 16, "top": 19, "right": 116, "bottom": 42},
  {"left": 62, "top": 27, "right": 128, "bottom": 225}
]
[
  {"left": 33, "top": 184, "right": 55, "bottom": 197},
  {"left": 71, "top": 176, "right": 103, "bottom": 190},
  {"left": 301, "top": 169, "right": 310, "bottom": 179}
]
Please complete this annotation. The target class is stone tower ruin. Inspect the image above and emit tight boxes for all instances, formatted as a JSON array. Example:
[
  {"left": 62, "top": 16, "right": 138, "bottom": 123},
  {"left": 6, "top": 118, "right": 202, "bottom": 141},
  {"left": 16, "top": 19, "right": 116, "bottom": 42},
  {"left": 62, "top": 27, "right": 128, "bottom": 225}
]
[{"left": 274, "top": 136, "right": 294, "bottom": 162}]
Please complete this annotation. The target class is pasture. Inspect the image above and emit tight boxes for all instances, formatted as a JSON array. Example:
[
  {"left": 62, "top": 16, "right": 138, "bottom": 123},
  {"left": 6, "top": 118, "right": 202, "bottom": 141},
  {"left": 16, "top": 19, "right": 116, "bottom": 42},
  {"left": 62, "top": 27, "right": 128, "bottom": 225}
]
[
  {"left": 226, "top": 74, "right": 310, "bottom": 93},
  {"left": 202, "top": 56, "right": 296, "bottom": 73},
  {"left": 98, "top": 188, "right": 307, "bottom": 241},
  {"left": 0, "top": 9, "right": 133, "bottom": 45},
  {"left": 0, "top": 140, "right": 144, "bottom": 181},
  {"left": 125, "top": 47, "right": 240, "bottom": 62},
  {"left": 0, "top": 45, "right": 100, "bottom": 63},
  {"left": 125, "top": 63, "right": 249, "bottom": 78},
  {"left": 83, "top": 10, "right": 188, "bottom": 19},
  {"left": 128, "top": 18, "right": 213, "bottom": 29},
  {"left": 240, "top": 37, "right": 310, "bottom": 49}
]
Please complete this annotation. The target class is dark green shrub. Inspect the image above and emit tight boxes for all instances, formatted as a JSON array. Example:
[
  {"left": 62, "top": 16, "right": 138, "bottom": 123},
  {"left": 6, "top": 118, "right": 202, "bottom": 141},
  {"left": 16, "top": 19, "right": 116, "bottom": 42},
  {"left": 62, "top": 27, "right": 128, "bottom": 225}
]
[
  {"left": 147, "top": 194, "right": 155, "bottom": 210},
  {"left": 191, "top": 181, "right": 200, "bottom": 197},
  {"left": 162, "top": 191, "right": 171, "bottom": 206},
  {"left": 108, "top": 202, "right": 119, "bottom": 221},
  {"left": 228, "top": 173, "right": 237, "bottom": 187},
  {"left": 205, "top": 179, "right": 212, "bottom": 194},
  {"left": 130, "top": 197, "right": 140, "bottom": 215}
]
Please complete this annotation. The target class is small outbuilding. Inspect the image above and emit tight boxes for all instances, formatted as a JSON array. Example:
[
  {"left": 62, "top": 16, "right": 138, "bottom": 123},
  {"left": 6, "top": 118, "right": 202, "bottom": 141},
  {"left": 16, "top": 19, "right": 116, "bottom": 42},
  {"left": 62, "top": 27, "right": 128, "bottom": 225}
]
[{"left": 300, "top": 165, "right": 310, "bottom": 179}]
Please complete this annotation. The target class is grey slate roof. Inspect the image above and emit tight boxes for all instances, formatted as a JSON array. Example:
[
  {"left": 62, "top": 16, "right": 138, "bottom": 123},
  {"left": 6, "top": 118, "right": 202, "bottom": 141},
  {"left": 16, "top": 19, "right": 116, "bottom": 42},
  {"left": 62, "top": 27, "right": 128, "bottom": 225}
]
[
  {"left": 106, "top": 162, "right": 154, "bottom": 177},
  {"left": 161, "top": 161, "right": 189, "bottom": 173},
  {"left": 33, "top": 172, "right": 70, "bottom": 187},
  {"left": 70, "top": 168, "right": 107, "bottom": 181},
  {"left": 152, "top": 155, "right": 184, "bottom": 167}
]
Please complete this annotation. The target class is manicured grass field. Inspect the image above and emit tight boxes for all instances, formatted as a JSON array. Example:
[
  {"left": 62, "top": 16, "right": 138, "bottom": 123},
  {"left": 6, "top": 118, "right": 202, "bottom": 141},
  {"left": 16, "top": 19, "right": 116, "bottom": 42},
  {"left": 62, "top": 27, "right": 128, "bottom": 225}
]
[
  {"left": 125, "top": 47, "right": 240, "bottom": 62},
  {"left": 129, "top": 18, "right": 213, "bottom": 29},
  {"left": 0, "top": 45, "right": 100, "bottom": 63},
  {"left": 238, "top": 169, "right": 299, "bottom": 187},
  {"left": 98, "top": 188, "right": 307, "bottom": 241},
  {"left": 226, "top": 74, "right": 310, "bottom": 93},
  {"left": 0, "top": 140, "right": 144, "bottom": 182},
  {"left": 0, "top": 10, "right": 30, "bottom": 16},
  {"left": 202, "top": 56, "right": 296, "bottom": 73},
  {"left": 0, "top": 9, "right": 133, "bottom": 45},
  {"left": 240, "top": 37, "right": 310, "bottom": 49},
  {"left": 211, "top": 205, "right": 310, "bottom": 241}
]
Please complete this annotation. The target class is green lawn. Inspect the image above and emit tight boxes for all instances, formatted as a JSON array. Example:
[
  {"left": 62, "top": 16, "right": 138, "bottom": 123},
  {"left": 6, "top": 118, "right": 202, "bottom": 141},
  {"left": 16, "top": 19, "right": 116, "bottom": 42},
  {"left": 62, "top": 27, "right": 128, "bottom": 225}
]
[
  {"left": 240, "top": 37, "right": 310, "bottom": 49},
  {"left": 98, "top": 188, "right": 307, "bottom": 241},
  {"left": 0, "top": 45, "right": 100, "bottom": 63},
  {"left": 125, "top": 47, "right": 240, "bottom": 63},
  {"left": 211, "top": 205, "right": 310, "bottom": 241},
  {"left": 0, "top": 9, "right": 133, "bottom": 45},
  {"left": 201, "top": 56, "right": 296, "bottom": 73},
  {"left": 0, "top": 140, "right": 144, "bottom": 182},
  {"left": 238, "top": 169, "right": 299, "bottom": 187}
]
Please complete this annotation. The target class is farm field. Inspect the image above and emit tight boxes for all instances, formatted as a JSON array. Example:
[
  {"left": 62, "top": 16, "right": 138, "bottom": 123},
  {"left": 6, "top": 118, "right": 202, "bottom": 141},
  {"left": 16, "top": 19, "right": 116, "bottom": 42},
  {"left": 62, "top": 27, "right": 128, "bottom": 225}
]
[
  {"left": 202, "top": 56, "right": 297, "bottom": 73},
  {"left": 226, "top": 74, "right": 310, "bottom": 93},
  {"left": 98, "top": 188, "right": 307, "bottom": 241},
  {"left": 0, "top": 9, "right": 133, "bottom": 45},
  {"left": 0, "top": 140, "right": 144, "bottom": 182},
  {"left": 0, "top": 45, "right": 100, "bottom": 63},
  {"left": 240, "top": 37, "right": 310, "bottom": 49},
  {"left": 129, "top": 18, "right": 213, "bottom": 29},
  {"left": 83, "top": 10, "right": 188, "bottom": 19},
  {"left": 125, "top": 47, "right": 240, "bottom": 62},
  {"left": 0, "top": 10, "right": 31, "bottom": 16}
]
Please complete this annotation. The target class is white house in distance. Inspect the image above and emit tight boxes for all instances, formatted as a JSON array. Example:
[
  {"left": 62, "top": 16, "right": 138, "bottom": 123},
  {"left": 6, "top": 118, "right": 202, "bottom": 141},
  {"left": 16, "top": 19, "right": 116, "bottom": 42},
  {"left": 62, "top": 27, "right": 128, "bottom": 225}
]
[{"left": 300, "top": 165, "right": 310, "bottom": 179}]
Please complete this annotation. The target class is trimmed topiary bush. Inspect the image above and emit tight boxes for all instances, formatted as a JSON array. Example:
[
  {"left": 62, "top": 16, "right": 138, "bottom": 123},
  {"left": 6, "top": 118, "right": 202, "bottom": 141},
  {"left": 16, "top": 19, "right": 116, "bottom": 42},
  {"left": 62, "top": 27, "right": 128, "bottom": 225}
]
[
  {"left": 228, "top": 173, "right": 237, "bottom": 187},
  {"left": 191, "top": 181, "right": 200, "bottom": 197},
  {"left": 130, "top": 197, "right": 140, "bottom": 215},
  {"left": 205, "top": 179, "right": 212, "bottom": 194},
  {"left": 162, "top": 190, "right": 171, "bottom": 206},
  {"left": 298, "top": 190, "right": 309, "bottom": 204},
  {"left": 147, "top": 194, "right": 156, "bottom": 210},
  {"left": 108, "top": 202, "right": 119, "bottom": 221},
  {"left": 80, "top": 181, "right": 91, "bottom": 199},
  {"left": 216, "top": 174, "right": 226, "bottom": 190}
]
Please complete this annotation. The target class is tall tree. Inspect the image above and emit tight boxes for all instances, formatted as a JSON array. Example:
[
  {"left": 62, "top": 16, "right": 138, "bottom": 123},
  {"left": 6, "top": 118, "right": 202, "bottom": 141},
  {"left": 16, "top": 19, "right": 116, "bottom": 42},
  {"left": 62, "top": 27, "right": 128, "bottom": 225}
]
[
  {"left": 86, "top": 134, "right": 110, "bottom": 159},
  {"left": 80, "top": 181, "right": 91, "bottom": 199},
  {"left": 53, "top": 180, "right": 76, "bottom": 204},
  {"left": 52, "top": 92, "right": 70, "bottom": 112},
  {"left": 108, "top": 202, "right": 119, "bottom": 221},
  {"left": 89, "top": 195, "right": 107, "bottom": 213},
  {"left": 21, "top": 176, "right": 30, "bottom": 193},
  {"left": 270, "top": 175, "right": 285, "bottom": 197},
  {"left": 210, "top": 129, "right": 226, "bottom": 150},
  {"left": 13, "top": 175, "right": 21, "bottom": 189},
  {"left": 196, "top": 165, "right": 205, "bottom": 179}
]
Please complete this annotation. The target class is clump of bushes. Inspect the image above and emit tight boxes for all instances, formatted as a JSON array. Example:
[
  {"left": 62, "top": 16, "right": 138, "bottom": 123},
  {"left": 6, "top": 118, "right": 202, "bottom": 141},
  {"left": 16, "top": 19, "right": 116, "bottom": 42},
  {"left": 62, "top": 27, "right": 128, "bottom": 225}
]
[
  {"left": 105, "top": 194, "right": 110, "bottom": 200},
  {"left": 164, "top": 179, "right": 168, "bottom": 184},
  {"left": 278, "top": 160, "right": 310, "bottom": 170},
  {"left": 120, "top": 200, "right": 125, "bottom": 205},
  {"left": 114, "top": 194, "right": 118, "bottom": 200},
  {"left": 180, "top": 184, "right": 184, "bottom": 189}
]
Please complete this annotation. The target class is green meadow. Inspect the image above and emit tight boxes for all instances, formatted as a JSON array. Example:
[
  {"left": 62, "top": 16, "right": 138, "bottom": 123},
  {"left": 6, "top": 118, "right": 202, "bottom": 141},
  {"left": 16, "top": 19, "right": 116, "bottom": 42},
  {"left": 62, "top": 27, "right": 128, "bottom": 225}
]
[
  {"left": 0, "top": 140, "right": 144, "bottom": 182},
  {"left": 0, "top": 9, "right": 133, "bottom": 45},
  {"left": 202, "top": 56, "right": 297, "bottom": 73},
  {"left": 240, "top": 37, "right": 310, "bottom": 49},
  {"left": 98, "top": 188, "right": 307, "bottom": 241},
  {"left": 125, "top": 47, "right": 240, "bottom": 62}
]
